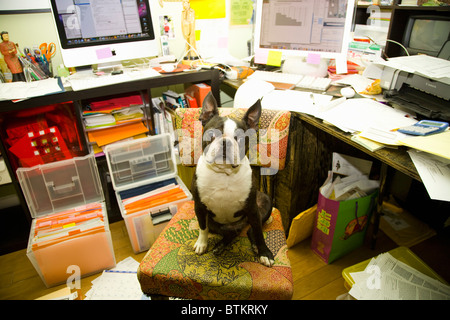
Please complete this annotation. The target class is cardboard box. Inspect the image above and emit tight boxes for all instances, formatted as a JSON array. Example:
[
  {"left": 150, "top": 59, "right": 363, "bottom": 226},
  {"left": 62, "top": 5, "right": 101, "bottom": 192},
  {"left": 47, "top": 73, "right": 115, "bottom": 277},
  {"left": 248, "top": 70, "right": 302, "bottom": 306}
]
[{"left": 185, "top": 83, "right": 211, "bottom": 108}]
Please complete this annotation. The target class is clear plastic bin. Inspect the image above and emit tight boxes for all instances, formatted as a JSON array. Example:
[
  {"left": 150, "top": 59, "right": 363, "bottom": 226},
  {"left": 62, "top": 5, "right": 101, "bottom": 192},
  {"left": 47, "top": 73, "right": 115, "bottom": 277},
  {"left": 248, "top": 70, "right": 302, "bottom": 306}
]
[
  {"left": 17, "top": 154, "right": 116, "bottom": 287},
  {"left": 104, "top": 134, "right": 192, "bottom": 253}
]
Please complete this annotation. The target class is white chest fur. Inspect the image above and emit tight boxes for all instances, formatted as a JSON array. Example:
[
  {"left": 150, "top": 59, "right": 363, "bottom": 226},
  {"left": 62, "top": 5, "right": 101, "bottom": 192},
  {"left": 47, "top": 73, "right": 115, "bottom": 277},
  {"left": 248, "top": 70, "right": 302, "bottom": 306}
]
[{"left": 196, "top": 155, "right": 252, "bottom": 224}]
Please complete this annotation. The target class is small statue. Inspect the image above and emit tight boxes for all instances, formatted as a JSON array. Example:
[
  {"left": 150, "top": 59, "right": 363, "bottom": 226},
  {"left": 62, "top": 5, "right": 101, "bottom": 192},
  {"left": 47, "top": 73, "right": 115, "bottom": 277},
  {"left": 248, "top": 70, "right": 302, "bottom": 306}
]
[
  {"left": 181, "top": 0, "right": 198, "bottom": 60},
  {"left": 159, "top": 0, "right": 199, "bottom": 61},
  {"left": 0, "top": 31, "right": 25, "bottom": 82}
]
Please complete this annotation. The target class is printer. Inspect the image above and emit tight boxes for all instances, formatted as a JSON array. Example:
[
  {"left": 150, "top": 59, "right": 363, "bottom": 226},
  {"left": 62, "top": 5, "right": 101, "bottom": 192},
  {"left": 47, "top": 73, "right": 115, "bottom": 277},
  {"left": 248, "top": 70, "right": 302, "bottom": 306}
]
[{"left": 379, "top": 65, "right": 450, "bottom": 121}]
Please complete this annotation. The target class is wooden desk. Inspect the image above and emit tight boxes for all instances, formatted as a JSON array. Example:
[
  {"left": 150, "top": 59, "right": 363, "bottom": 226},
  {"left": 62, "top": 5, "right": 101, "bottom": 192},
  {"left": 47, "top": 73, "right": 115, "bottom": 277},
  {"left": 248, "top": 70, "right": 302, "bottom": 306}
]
[{"left": 222, "top": 79, "right": 421, "bottom": 247}]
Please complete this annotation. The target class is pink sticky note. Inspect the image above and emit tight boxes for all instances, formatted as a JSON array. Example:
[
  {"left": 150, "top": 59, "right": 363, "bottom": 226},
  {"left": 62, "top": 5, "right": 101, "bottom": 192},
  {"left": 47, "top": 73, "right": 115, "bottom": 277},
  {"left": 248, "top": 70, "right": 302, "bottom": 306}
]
[
  {"left": 218, "top": 37, "right": 228, "bottom": 49},
  {"left": 254, "top": 50, "right": 269, "bottom": 64},
  {"left": 96, "top": 47, "right": 113, "bottom": 60},
  {"left": 307, "top": 53, "right": 321, "bottom": 65}
]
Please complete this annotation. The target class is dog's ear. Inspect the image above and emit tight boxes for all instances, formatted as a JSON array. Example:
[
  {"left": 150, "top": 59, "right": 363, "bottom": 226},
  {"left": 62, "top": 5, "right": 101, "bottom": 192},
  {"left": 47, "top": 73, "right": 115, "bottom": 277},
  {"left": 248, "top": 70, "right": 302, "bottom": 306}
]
[
  {"left": 243, "top": 99, "right": 262, "bottom": 130},
  {"left": 199, "top": 92, "right": 219, "bottom": 127}
]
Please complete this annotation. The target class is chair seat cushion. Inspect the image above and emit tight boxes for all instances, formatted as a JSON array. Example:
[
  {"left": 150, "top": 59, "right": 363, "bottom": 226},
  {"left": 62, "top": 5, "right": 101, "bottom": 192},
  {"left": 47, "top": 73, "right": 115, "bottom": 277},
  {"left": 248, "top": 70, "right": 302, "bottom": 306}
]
[{"left": 138, "top": 201, "right": 293, "bottom": 300}]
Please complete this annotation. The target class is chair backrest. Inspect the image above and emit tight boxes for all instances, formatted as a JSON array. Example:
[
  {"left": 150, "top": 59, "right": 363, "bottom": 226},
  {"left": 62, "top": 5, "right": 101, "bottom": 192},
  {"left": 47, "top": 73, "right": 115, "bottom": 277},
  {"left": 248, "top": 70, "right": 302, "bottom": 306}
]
[{"left": 174, "top": 108, "right": 291, "bottom": 172}]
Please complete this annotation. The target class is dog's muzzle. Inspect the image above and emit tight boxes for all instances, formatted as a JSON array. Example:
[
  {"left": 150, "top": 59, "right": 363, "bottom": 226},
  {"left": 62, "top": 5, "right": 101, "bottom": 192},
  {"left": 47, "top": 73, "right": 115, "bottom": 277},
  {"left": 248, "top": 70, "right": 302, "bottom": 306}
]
[{"left": 204, "top": 136, "right": 242, "bottom": 167}]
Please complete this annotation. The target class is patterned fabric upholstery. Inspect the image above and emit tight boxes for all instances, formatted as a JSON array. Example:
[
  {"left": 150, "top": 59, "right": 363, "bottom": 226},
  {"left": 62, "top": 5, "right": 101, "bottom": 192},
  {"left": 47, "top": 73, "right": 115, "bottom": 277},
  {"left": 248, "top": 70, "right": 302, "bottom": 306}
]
[
  {"left": 138, "top": 201, "right": 293, "bottom": 300},
  {"left": 174, "top": 108, "right": 291, "bottom": 170}
]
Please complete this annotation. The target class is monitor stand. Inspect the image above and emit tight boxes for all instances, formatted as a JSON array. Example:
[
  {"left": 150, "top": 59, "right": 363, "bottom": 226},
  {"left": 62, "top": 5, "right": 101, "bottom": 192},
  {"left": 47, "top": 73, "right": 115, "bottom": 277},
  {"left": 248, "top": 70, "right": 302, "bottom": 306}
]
[{"left": 282, "top": 56, "right": 329, "bottom": 78}]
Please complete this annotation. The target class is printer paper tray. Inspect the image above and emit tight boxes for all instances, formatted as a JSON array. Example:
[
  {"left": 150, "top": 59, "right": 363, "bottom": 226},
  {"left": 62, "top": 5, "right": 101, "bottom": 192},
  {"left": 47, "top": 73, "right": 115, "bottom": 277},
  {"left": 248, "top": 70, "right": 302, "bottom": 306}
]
[{"left": 385, "top": 86, "right": 450, "bottom": 121}]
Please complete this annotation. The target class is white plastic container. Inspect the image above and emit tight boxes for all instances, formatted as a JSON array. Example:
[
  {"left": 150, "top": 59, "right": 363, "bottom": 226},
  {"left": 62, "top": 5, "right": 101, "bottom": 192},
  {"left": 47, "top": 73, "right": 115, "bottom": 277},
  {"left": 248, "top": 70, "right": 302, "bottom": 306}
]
[
  {"left": 104, "top": 134, "right": 192, "bottom": 253},
  {"left": 17, "top": 154, "right": 116, "bottom": 287}
]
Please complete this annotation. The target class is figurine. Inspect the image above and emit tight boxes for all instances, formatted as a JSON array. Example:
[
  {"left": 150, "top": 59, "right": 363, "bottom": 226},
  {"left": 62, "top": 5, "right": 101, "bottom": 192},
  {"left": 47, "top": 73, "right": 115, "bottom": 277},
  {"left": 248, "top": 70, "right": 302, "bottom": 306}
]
[
  {"left": 0, "top": 31, "right": 25, "bottom": 82},
  {"left": 159, "top": 0, "right": 199, "bottom": 60},
  {"left": 181, "top": 0, "right": 198, "bottom": 60}
]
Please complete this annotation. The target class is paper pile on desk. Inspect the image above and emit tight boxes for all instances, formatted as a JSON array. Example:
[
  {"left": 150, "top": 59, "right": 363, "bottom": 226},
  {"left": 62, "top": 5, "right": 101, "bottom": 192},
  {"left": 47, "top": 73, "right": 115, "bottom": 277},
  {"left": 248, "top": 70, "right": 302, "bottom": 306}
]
[
  {"left": 349, "top": 252, "right": 450, "bottom": 300},
  {"left": 85, "top": 257, "right": 144, "bottom": 300},
  {"left": 0, "top": 78, "right": 64, "bottom": 101}
]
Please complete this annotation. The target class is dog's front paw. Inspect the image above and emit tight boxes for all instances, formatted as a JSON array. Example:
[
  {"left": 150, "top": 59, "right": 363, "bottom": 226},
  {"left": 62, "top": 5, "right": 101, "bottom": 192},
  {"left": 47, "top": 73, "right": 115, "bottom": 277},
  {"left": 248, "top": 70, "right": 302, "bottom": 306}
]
[
  {"left": 258, "top": 248, "right": 275, "bottom": 267},
  {"left": 259, "top": 255, "right": 275, "bottom": 267},
  {"left": 194, "top": 237, "right": 208, "bottom": 255}
]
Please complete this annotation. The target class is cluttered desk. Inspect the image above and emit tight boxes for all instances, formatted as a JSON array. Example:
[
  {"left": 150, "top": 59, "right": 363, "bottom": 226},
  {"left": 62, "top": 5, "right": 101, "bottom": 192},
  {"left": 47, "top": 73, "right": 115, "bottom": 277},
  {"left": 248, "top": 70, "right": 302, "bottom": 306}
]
[
  {"left": 225, "top": 52, "right": 450, "bottom": 200},
  {"left": 223, "top": 52, "right": 450, "bottom": 250}
]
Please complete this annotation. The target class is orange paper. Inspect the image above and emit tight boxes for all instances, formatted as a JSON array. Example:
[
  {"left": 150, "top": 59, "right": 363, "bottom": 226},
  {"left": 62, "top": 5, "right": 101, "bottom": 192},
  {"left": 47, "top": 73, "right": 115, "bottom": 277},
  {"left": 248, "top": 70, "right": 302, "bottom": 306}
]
[{"left": 89, "top": 122, "right": 148, "bottom": 146}]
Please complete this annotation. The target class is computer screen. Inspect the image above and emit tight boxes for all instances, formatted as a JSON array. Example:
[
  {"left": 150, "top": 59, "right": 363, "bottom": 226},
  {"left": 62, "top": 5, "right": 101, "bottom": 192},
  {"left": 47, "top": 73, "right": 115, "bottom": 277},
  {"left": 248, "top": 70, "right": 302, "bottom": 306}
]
[
  {"left": 50, "top": 0, "right": 159, "bottom": 68},
  {"left": 253, "top": 0, "right": 355, "bottom": 60},
  {"left": 403, "top": 15, "right": 450, "bottom": 57}
]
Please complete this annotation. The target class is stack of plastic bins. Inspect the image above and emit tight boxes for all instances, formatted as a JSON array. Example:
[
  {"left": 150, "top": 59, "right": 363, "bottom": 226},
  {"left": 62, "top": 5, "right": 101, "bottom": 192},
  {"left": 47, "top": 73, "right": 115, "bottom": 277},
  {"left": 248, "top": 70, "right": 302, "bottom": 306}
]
[
  {"left": 104, "top": 134, "right": 192, "bottom": 253},
  {"left": 17, "top": 153, "right": 116, "bottom": 287}
]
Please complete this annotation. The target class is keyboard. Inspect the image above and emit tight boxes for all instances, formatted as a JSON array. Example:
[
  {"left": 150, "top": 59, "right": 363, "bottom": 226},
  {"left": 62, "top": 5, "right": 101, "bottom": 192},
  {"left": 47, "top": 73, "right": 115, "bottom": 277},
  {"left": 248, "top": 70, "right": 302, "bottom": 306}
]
[
  {"left": 247, "top": 70, "right": 331, "bottom": 91},
  {"left": 296, "top": 76, "right": 332, "bottom": 91},
  {"left": 68, "top": 68, "right": 161, "bottom": 91},
  {"left": 248, "top": 70, "right": 303, "bottom": 85}
]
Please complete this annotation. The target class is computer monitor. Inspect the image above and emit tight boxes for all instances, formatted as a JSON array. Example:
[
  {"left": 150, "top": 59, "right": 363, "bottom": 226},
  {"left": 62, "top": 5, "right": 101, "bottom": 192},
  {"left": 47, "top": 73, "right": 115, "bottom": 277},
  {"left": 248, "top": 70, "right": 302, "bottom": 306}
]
[
  {"left": 253, "top": 0, "right": 355, "bottom": 63},
  {"left": 49, "top": 0, "right": 159, "bottom": 69},
  {"left": 402, "top": 15, "right": 450, "bottom": 57}
]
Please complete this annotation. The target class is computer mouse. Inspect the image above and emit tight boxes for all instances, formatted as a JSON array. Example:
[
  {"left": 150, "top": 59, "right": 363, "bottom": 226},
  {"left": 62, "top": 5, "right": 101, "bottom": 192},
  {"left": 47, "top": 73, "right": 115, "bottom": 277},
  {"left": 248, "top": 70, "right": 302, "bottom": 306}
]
[{"left": 340, "top": 87, "right": 355, "bottom": 98}]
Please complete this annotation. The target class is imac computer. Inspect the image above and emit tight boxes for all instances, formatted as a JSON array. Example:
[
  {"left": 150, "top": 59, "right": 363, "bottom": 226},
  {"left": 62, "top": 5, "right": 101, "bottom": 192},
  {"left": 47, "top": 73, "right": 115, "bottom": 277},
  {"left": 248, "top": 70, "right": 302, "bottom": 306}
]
[
  {"left": 253, "top": 0, "right": 355, "bottom": 76},
  {"left": 49, "top": 0, "right": 159, "bottom": 70}
]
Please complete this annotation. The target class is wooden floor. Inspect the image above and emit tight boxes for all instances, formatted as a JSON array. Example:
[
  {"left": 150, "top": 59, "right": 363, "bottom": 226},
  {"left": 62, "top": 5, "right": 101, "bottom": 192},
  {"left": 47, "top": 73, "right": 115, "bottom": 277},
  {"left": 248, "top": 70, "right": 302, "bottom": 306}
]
[{"left": 0, "top": 219, "right": 448, "bottom": 300}]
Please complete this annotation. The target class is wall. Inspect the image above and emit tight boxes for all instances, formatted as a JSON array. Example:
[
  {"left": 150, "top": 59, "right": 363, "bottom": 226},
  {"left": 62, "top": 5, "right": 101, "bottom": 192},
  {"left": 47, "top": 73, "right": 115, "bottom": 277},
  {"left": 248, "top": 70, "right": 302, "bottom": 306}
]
[{"left": 0, "top": 0, "right": 253, "bottom": 75}]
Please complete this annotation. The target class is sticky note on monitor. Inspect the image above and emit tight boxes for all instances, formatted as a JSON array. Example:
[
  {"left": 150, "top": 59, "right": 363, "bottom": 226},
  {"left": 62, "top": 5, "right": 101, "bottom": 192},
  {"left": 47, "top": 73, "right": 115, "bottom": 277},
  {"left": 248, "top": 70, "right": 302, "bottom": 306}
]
[
  {"left": 266, "top": 51, "right": 282, "bottom": 67},
  {"left": 254, "top": 50, "right": 269, "bottom": 64},
  {"left": 96, "top": 47, "right": 113, "bottom": 60},
  {"left": 307, "top": 53, "right": 321, "bottom": 65}
]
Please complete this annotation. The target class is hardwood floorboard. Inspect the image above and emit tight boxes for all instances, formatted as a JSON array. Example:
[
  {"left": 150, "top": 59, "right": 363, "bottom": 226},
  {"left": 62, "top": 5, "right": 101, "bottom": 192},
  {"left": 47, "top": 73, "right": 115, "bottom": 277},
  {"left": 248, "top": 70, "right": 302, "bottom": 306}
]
[{"left": 0, "top": 220, "right": 448, "bottom": 300}]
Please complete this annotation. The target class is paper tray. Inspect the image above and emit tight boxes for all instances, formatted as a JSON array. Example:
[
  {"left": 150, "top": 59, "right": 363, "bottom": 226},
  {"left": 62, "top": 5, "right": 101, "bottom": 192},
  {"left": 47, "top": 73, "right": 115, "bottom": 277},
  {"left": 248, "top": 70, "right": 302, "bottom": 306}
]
[{"left": 342, "top": 246, "right": 447, "bottom": 289}]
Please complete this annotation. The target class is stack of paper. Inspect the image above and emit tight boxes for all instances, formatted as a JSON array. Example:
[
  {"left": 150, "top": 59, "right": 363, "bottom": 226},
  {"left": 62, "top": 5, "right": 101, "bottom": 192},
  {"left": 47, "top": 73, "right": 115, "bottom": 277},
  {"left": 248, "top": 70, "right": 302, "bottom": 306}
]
[
  {"left": 0, "top": 78, "right": 64, "bottom": 101},
  {"left": 321, "top": 153, "right": 379, "bottom": 201},
  {"left": 31, "top": 203, "right": 106, "bottom": 249},
  {"left": 84, "top": 114, "right": 116, "bottom": 129},
  {"left": 83, "top": 94, "right": 149, "bottom": 155},
  {"left": 85, "top": 257, "right": 144, "bottom": 300},
  {"left": 349, "top": 252, "right": 450, "bottom": 300}
]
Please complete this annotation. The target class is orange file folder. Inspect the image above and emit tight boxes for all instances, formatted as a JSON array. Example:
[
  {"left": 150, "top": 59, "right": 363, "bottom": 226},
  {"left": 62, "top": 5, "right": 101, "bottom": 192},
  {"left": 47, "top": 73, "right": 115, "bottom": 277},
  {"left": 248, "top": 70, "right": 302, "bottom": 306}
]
[
  {"left": 31, "top": 228, "right": 115, "bottom": 287},
  {"left": 89, "top": 122, "right": 148, "bottom": 146}
]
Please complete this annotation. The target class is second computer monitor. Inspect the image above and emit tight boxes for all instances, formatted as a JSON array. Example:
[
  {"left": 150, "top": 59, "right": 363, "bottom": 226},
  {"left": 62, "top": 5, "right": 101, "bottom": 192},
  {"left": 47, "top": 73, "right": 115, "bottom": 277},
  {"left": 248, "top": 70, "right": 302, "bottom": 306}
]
[{"left": 253, "top": 0, "right": 355, "bottom": 61}]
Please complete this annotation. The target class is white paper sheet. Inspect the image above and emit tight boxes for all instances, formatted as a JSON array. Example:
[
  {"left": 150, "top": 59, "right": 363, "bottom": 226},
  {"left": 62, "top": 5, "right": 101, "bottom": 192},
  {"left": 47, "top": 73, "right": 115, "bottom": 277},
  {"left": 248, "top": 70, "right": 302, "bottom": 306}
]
[
  {"left": 84, "top": 257, "right": 144, "bottom": 300},
  {"left": 0, "top": 78, "right": 63, "bottom": 101},
  {"left": 407, "top": 150, "right": 450, "bottom": 202},
  {"left": 349, "top": 252, "right": 450, "bottom": 300}
]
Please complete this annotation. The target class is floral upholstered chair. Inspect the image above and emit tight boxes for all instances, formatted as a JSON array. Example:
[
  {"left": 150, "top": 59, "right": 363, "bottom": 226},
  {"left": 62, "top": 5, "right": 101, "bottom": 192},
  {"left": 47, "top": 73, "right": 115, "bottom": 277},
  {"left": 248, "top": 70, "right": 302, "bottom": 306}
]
[{"left": 137, "top": 106, "right": 293, "bottom": 300}]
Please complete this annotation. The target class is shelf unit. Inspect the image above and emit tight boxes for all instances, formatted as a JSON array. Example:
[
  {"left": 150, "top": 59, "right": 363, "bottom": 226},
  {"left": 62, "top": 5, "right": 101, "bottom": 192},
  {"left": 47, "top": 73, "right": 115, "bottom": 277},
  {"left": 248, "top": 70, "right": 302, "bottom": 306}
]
[{"left": 0, "top": 70, "right": 221, "bottom": 250}]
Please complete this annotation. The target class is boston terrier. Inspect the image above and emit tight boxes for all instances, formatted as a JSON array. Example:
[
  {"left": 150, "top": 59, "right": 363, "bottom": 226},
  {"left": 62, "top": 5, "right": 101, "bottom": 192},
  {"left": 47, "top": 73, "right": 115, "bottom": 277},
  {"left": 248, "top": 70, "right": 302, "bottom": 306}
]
[{"left": 191, "top": 92, "right": 275, "bottom": 267}]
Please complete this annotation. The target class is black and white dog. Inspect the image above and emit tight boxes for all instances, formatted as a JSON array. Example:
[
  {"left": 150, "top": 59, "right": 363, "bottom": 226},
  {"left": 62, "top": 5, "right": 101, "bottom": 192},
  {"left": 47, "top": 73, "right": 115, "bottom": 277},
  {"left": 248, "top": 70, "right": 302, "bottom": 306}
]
[{"left": 191, "top": 92, "right": 274, "bottom": 267}]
